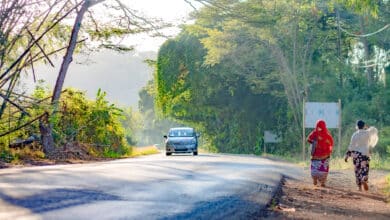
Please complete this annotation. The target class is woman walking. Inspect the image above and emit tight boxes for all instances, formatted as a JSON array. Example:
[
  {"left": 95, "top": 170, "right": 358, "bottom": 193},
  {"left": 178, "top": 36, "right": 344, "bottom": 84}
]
[
  {"left": 344, "top": 120, "right": 378, "bottom": 191},
  {"left": 307, "top": 120, "right": 334, "bottom": 187}
]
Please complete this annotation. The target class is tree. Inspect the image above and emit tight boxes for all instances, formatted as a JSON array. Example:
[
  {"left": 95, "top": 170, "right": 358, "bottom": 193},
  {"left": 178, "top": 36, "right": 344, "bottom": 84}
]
[
  {"left": 0, "top": 0, "right": 167, "bottom": 156},
  {"left": 137, "top": 79, "right": 179, "bottom": 146},
  {"left": 156, "top": 29, "right": 287, "bottom": 153},
  {"left": 156, "top": 0, "right": 389, "bottom": 157}
]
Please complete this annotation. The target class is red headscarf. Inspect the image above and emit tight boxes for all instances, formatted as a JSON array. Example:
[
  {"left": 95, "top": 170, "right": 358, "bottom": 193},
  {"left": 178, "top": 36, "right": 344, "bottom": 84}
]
[{"left": 307, "top": 120, "right": 334, "bottom": 158}]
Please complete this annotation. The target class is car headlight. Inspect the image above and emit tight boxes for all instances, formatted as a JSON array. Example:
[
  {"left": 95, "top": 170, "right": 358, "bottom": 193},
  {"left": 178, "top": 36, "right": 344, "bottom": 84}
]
[{"left": 191, "top": 139, "right": 197, "bottom": 144}]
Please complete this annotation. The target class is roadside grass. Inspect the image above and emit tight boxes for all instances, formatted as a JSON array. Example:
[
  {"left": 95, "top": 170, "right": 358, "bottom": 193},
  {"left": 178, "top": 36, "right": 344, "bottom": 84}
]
[
  {"left": 129, "top": 145, "right": 160, "bottom": 157},
  {"left": 265, "top": 153, "right": 390, "bottom": 171},
  {"left": 330, "top": 157, "right": 354, "bottom": 170},
  {"left": 1, "top": 146, "right": 46, "bottom": 165},
  {"left": 261, "top": 153, "right": 304, "bottom": 165},
  {"left": 369, "top": 153, "right": 390, "bottom": 170},
  {"left": 385, "top": 174, "right": 390, "bottom": 201},
  {"left": 330, "top": 153, "right": 390, "bottom": 170},
  {"left": 198, "top": 148, "right": 211, "bottom": 154},
  {"left": 262, "top": 152, "right": 390, "bottom": 200}
]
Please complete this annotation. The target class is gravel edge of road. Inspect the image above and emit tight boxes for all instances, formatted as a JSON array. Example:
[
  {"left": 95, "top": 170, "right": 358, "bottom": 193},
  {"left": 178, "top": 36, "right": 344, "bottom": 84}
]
[
  {"left": 257, "top": 176, "right": 286, "bottom": 218},
  {"left": 259, "top": 170, "right": 390, "bottom": 219}
]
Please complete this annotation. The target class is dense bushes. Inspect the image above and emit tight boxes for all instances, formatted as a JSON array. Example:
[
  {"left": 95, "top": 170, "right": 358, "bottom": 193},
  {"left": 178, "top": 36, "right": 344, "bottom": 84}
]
[
  {"left": 0, "top": 86, "right": 136, "bottom": 160},
  {"left": 54, "top": 88, "right": 132, "bottom": 157},
  {"left": 155, "top": 0, "right": 389, "bottom": 160}
]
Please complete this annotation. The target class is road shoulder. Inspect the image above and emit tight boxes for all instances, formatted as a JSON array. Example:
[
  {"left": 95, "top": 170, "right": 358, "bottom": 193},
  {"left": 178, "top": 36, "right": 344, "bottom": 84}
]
[{"left": 262, "top": 169, "right": 390, "bottom": 219}]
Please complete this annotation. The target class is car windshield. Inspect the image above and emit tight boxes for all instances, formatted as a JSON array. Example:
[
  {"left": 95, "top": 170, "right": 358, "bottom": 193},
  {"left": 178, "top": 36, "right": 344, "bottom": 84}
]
[{"left": 169, "top": 129, "right": 194, "bottom": 137}]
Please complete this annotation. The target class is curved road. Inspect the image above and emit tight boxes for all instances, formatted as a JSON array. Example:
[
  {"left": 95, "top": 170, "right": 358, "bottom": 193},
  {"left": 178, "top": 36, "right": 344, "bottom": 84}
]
[{"left": 0, "top": 153, "right": 303, "bottom": 220}]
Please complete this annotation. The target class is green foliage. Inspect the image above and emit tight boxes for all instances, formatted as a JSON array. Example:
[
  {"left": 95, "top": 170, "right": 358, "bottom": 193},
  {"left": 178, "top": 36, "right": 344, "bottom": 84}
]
[
  {"left": 0, "top": 148, "right": 14, "bottom": 163},
  {"left": 58, "top": 88, "right": 135, "bottom": 155},
  {"left": 79, "top": 88, "right": 131, "bottom": 155},
  {"left": 376, "top": 126, "right": 390, "bottom": 158},
  {"left": 120, "top": 107, "right": 141, "bottom": 146},
  {"left": 156, "top": 29, "right": 286, "bottom": 153},
  {"left": 154, "top": 0, "right": 389, "bottom": 159},
  {"left": 331, "top": 0, "right": 380, "bottom": 18},
  {"left": 137, "top": 79, "right": 181, "bottom": 146},
  {"left": 103, "top": 147, "right": 128, "bottom": 158},
  {"left": 0, "top": 85, "right": 136, "bottom": 161},
  {"left": 51, "top": 87, "right": 134, "bottom": 156}
]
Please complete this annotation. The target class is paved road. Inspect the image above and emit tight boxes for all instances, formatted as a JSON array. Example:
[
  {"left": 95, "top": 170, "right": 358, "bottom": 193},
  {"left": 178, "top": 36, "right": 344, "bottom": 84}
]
[{"left": 0, "top": 153, "right": 303, "bottom": 220}]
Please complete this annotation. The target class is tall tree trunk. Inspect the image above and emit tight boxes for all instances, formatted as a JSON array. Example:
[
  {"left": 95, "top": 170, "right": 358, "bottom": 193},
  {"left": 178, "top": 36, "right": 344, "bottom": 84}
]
[
  {"left": 39, "top": 113, "right": 55, "bottom": 155},
  {"left": 359, "top": 15, "right": 373, "bottom": 86},
  {"left": 41, "top": 0, "right": 91, "bottom": 155},
  {"left": 336, "top": 8, "right": 344, "bottom": 88},
  {"left": 52, "top": 0, "right": 90, "bottom": 104},
  {"left": 268, "top": 43, "right": 302, "bottom": 130}
]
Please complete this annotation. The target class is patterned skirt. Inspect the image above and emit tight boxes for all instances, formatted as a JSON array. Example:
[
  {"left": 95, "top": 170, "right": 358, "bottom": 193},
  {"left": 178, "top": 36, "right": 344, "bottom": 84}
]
[
  {"left": 311, "top": 157, "right": 330, "bottom": 181},
  {"left": 346, "top": 151, "right": 370, "bottom": 186}
]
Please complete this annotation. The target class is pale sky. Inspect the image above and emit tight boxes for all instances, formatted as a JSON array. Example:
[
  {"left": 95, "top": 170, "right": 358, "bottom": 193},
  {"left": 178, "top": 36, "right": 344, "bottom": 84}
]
[
  {"left": 20, "top": 0, "right": 197, "bottom": 107},
  {"left": 127, "top": 0, "right": 194, "bottom": 21},
  {"left": 117, "top": 0, "right": 196, "bottom": 51}
]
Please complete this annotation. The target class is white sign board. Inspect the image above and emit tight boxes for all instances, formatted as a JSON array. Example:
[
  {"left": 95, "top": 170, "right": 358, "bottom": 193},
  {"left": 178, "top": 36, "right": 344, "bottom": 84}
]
[
  {"left": 304, "top": 102, "right": 340, "bottom": 128},
  {"left": 264, "top": 131, "right": 281, "bottom": 143}
]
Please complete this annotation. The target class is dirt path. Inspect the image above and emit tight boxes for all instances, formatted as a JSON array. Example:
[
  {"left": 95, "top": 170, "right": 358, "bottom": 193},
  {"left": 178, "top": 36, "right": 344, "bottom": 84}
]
[{"left": 264, "top": 169, "right": 390, "bottom": 219}]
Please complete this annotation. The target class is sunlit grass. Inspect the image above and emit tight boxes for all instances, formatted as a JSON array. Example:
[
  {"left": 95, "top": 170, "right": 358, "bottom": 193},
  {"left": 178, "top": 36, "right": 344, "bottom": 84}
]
[
  {"left": 369, "top": 153, "right": 390, "bottom": 170},
  {"left": 198, "top": 148, "right": 210, "bottom": 154},
  {"left": 260, "top": 153, "right": 390, "bottom": 171},
  {"left": 129, "top": 145, "right": 160, "bottom": 157},
  {"left": 260, "top": 153, "right": 306, "bottom": 165},
  {"left": 384, "top": 174, "right": 390, "bottom": 202},
  {"left": 329, "top": 153, "right": 390, "bottom": 170},
  {"left": 4, "top": 147, "right": 46, "bottom": 164},
  {"left": 330, "top": 157, "right": 354, "bottom": 170}
]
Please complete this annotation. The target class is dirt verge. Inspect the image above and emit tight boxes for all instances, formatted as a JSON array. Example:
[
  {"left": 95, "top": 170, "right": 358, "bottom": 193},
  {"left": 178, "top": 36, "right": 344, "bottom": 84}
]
[{"left": 263, "top": 169, "right": 390, "bottom": 219}]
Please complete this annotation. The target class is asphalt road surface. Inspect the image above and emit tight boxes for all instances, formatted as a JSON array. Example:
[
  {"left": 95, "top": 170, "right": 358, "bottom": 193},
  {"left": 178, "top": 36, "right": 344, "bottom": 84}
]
[{"left": 0, "top": 153, "right": 303, "bottom": 220}]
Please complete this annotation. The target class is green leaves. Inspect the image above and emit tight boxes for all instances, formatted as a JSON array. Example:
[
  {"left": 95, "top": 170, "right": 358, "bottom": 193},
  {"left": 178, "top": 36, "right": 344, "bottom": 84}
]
[
  {"left": 156, "top": 28, "right": 286, "bottom": 153},
  {"left": 155, "top": 0, "right": 389, "bottom": 158},
  {"left": 332, "top": 0, "right": 380, "bottom": 18}
]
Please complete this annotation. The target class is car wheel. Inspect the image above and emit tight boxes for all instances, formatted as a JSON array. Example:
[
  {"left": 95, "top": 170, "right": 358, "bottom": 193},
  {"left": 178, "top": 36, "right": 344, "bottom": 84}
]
[
  {"left": 166, "top": 152, "right": 172, "bottom": 156},
  {"left": 193, "top": 151, "right": 198, "bottom": 156}
]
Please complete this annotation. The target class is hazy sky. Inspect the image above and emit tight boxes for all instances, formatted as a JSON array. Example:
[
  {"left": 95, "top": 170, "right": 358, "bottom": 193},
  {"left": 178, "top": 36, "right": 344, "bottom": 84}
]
[
  {"left": 128, "top": 0, "right": 194, "bottom": 22},
  {"left": 21, "top": 50, "right": 156, "bottom": 108},
  {"left": 21, "top": 0, "right": 196, "bottom": 108},
  {"left": 118, "top": 0, "right": 196, "bottom": 51}
]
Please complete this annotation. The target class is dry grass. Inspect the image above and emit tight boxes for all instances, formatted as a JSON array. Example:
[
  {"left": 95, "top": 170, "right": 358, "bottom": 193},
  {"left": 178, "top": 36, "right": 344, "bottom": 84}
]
[
  {"left": 385, "top": 175, "right": 390, "bottom": 201},
  {"left": 198, "top": 148, "right": 210, "bottom": 154},
  {"left": 130, "top": 145, "right": 160, "bottom": 157},
  {"left": 9, "top": 147, "right": 45, "bottom": 164},
  {"left": 330, "top": 157, "right": 354, "bottom": 170}
]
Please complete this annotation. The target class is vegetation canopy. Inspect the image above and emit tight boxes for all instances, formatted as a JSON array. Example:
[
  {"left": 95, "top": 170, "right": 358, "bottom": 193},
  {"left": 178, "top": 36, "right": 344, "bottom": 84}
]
[
  {"left": 0, "top": 0, "right": 165, "bottom": 160},
  {"left": 155, "top": 0, "right": 389, "bottom": 159}
]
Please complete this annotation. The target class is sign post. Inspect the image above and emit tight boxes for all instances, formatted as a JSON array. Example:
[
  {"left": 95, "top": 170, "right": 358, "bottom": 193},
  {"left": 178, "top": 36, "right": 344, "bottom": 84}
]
[
  {"left": 303, "top": 101, "right": 341, "bottom": 159},
  {"left": 264, "top": 130, "right": 281, "bottom": 155},
  {"left": 338, "top": 99, "right": 342, "bottom": 156},
  {"left": 302, "top": 97, "right": 306, "bottom": 160}
]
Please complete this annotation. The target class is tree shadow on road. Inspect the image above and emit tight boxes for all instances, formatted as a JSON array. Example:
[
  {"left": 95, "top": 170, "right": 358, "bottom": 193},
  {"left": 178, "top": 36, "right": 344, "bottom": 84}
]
[{"left": 0, "top": 188, "right": 122, "bottom": 213}]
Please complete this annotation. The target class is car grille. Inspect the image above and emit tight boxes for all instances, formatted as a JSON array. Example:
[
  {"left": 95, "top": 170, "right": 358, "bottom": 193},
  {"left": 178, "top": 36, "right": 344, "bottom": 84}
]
[{"left": 174, "top": 143, "right": 194, "bottom": 146}]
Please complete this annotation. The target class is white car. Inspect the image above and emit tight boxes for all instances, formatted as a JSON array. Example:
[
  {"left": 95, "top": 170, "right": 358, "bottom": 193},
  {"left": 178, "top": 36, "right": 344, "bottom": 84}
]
[{"left": 163, "top": 127, "right": 199, "bottom": 156}]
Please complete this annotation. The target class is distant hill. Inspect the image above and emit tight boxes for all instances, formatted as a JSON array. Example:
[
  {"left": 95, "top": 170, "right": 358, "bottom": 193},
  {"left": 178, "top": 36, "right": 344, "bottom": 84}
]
[{"left": 20, "top": 49, "right": 156, "bottom": 108}]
